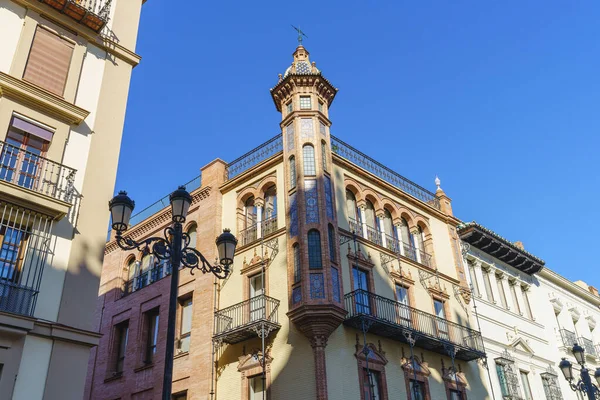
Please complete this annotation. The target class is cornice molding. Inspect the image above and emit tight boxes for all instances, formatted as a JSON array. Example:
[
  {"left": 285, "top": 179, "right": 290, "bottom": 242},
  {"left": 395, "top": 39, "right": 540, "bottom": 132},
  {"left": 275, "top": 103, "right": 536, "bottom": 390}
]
[
  {"left": 220, "top": 153, "right": 282, "bottom": 194},
  {"left": 0, "top": 72, "right": 89, "bottom": 124},
  {"left": 539, "top": 269, "right": 600, "bottom": 307}
]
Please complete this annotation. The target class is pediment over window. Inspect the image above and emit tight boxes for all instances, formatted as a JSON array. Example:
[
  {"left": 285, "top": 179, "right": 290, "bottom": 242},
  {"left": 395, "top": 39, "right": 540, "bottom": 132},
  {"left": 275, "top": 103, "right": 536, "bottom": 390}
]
[
  {"left": 401, "top": 355, "right": 431, "bottom": 376},
  {"left": 355, "top": 342, "right": 388, "bottom": 366},
  {"left": 509, "top": 337, "right": 535, "bottom": 355},
  {"left": 442, "top": 366, "right": 467, "bottom": 385}
]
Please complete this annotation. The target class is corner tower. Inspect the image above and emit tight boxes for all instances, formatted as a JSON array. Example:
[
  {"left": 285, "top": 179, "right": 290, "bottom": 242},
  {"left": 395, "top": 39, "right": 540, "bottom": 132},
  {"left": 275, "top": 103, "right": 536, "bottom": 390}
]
[{"left": 271, "top": 45, "right": 342, "bottom": 400}]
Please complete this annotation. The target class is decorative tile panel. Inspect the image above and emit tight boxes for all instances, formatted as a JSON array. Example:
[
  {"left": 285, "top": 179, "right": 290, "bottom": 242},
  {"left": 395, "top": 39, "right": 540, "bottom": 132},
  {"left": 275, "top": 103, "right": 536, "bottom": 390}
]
[
  {"left": 296, "top": 61, "right": 311, "bottom": 74},
  {"left": 331, "top": 267, "right": 340, "bottom": 302},
  {"left": 289, "top": 192, "right": 298, "bottom": 237},
  {"left": 310, "top": 273, "right": 325, "bottom": 299},
  {"left": 324, "top": 175, "right": 334, "bottom": 220},
  {"left": 305, "top": 179, "right": 319, "bottom": 224},
  {"left": 292, "top": 286, "right": 302, "bottom": 304},
  {"left": 286, "top": 122, "right": 295, "bottom": 151},
  {"left": 300, "top": 118, "right": 314, "bottom": 140}
]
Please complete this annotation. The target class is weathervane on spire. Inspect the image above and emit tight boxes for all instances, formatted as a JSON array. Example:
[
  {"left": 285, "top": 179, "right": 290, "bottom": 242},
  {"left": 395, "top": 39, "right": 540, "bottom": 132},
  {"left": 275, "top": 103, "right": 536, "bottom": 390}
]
[{"left": 291, "top": 25, "right": 308, "bottom": 46}]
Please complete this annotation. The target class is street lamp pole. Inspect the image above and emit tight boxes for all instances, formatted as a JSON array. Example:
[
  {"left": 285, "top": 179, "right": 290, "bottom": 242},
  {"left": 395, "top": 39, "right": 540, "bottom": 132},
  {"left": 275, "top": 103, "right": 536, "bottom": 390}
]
[
  {"left": 559, "top": 343, "right": 600, "bottom": 400},
  {"left": 109, "top": 187, "right": 237, "bottom": 400}
]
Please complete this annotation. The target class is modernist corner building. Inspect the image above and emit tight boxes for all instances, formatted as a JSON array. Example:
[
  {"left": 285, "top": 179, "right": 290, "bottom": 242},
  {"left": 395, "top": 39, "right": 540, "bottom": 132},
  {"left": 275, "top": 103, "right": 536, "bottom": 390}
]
[
  {"left": 86, "top": 44, "right": 492, "bottom": 400},
  {"left": 0, "top": 0, "right": 145, "bottom": 398}
]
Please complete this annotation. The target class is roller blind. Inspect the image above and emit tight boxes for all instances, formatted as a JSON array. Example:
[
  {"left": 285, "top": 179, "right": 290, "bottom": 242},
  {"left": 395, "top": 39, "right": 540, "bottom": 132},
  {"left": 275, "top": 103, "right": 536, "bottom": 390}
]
[{"left": 23, "top": 27, "right": 74, "bottom": 96}]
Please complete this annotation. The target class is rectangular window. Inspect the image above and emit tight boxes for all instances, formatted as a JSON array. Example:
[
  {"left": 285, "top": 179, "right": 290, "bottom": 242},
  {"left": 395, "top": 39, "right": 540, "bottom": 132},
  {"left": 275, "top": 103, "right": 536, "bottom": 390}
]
[
  {"left": 286, "top": 101, "right": 293, "bottom": 113},
  {"left": 496, "top": 364, "right": 509, "bottom": 397},
  {"left": 321, "top": 141, "right": 327, "bottom": 172},
  {"left": 520, "top": 371, "right": 533, "bottom": 400},
  {"left": 178, "top": 297, "right": 192, "bottom": 353},
  {"left": 249, "top": 273, "right": 265, "bottom": 321},
  {"left": 448, "top": 389, "right": 462, "bottom": 400},
  {"left": 396, "top": 284, "right": 411, "bottom": 326},
  {"left": 328, "top": 225, "right": 335, "bottom": 262},
  {"left": 434, "top": 299, "right": 449, "bottom": 339},
  {"left": 496, "top": 275, "right": 508, "bottom": 308},
  {"left": 483, "top": 270, "right": 495, "bottom": 302},
  {"left": 521, "top": 286, "right": 533, "bottom": 320},
  {"left": 318, "top": 101, "right": 324, "bottom": 112},
  {"left": 248, "top": 375, "right": 265, "bottom": 400},
  {"left": 410, "top": 380, "right": 425, "bottom": 400},
  {"left": 468, "top": 264, "right": 480, "bottom": 297},
  {"left": 144, "top": 309, "right": 159, "bottom": 364},
  {"left": 114, "top": 320, "right": 129, "bottom": 373},
  {"left": 172, "top": 392, "right": 187, "bottom": 400},
  {"left": 510, "top": 282, "right": 522, "bottom": 314},
  {"left": 362, "top": 369, "right": 383, "bottom": 400},
  {"left": 23, "top": 27, "right": 74, "bottom": 96},
  {"left": 353, "top": 266, "right": 370, "bottom": 314},
  {"left": 293, "top": 245, "right": 301, "bottom": 283},
  {"left": 300, "top": 96, "right": 311, "bottom": 110}
]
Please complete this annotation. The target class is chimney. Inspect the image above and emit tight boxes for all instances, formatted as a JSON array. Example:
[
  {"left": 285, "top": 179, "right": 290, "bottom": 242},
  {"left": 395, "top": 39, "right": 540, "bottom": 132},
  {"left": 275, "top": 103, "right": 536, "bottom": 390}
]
[
  {"left": 514, "top": 241, "right": 525, "bottom": 250},
  {"left": 589, "top": 286, "right": 599, "bottom": 297}
]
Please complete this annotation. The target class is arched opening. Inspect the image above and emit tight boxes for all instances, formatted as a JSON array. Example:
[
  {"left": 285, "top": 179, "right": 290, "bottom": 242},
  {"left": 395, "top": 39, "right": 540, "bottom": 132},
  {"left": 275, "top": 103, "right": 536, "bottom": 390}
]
[
  {"left": 303, "top": 144, "right": 316, "bottom": 176},
  {"left": 186, "top": 223, "right": 197, "bottom": 249},
  {"left": 264, "top": 185, "right": 277, "bottom": 235},
  {"left": 346, "top": 190, "right": 361, "bottom": 233}
]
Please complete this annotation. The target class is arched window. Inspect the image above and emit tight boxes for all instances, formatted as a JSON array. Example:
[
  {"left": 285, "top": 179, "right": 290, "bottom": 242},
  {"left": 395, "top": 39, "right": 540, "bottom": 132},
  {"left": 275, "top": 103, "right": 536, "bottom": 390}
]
[
  {"left": 141, "top": 252, "right": 153, "bottom": 272},
  {"left": 127, "top": 257, "right": 137, "bottom": 280},
  {"left": 384, "top": 209, "right": 395, "bottom": 238},
  {"left": 365, "top": 200, "right": 376, "bottom": 228},
  {"left": 264, "top": 185, "right": 277, "bottom": 220},
  {"left": 303, "top": 144, "right": 316, "bottom": 176},
  {"left": 245, "top": 196, "right": 257, "bottom": 228},
  {"left": 416, "top": 225, "right": 425, "bottom": 250},
  {"left": 187, "top": 223, "right": 197, "bottom": 249},
  {"left": 307, "top": 230, "right": 322, "bottom": 269},
  {"left": 328, "top": 224, "right": 336, "bottom": 262},
  {"left": 399, "top": 218, "right": 411, "bottom": 245},
  {"left": 346, "top": 190, "right": 358, "bottom": 221},
  {"left": 321, "top": 141, "right": 327, "bottom": 172},
  {"left": 289, "top": 156, "right": 296, "bottom": 189},
  {"left": 293, "top": 243, "right": 301, "bottom": 283}
]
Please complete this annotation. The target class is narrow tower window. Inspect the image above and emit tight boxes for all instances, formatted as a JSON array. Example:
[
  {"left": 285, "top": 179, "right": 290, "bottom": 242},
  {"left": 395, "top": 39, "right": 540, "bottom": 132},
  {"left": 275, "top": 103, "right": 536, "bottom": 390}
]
[
  {"left": 303, "top": 145, "right": 316, "bottom": 175},
  {"left": 307, "top": 230, "right": 322, "bottom": 269}
]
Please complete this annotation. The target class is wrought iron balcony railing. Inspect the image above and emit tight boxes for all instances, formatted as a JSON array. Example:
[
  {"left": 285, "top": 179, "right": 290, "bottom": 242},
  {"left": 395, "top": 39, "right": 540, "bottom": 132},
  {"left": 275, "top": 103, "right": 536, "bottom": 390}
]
[
  {"left": 213, "top": 294, "right": 281, "bottom": 344},
  {"left": 39, "top": 0, "right": 112, "bottom": 32},
  {"left": 580, "top": 337, "right": 597, "bottom": 358},
  {"left": 122, "top": 262, "right": 171, "bottom": 297},
  {"left": 226, "top": 135, "right": 283, "bottom": 180},
  {"left": 331, "top": 135, "right": 441, "bottom": 210},
  {"left": 240, "top": 224, "right": 258, "bottom": 246},
  {"left": 344, "top": 289, "right": 485, "bottom": 361},
  {"left": 0, "top": 281, "right": 38, "bottom": 316},
  {"left": 262, "top": 216, "right": 278, "bottom": 237},
  {"left": 0, "top": 141, "right": 76, "bottom": 204},
  {"left": 349, "top": 220, "right": 433, "bottom": 267},
  {"left": 560, "top": 329, "right": 578, "bottom": 348}
]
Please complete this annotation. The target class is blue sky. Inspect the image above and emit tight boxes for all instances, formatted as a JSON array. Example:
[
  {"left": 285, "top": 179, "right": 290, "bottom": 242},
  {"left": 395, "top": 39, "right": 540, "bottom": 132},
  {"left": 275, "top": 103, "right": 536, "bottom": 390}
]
[{"left": 115, "top": 1, "right": 600, "bottom": 286}]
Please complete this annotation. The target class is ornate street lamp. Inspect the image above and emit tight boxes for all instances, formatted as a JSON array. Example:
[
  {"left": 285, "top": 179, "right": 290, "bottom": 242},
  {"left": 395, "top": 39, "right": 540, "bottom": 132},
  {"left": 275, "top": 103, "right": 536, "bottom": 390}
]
[
  {"left": 559, "top": 344, "right": 600, "bottom": 400},
  {"left": 109, "top": 186, "right": 237, "bottom": 400}
]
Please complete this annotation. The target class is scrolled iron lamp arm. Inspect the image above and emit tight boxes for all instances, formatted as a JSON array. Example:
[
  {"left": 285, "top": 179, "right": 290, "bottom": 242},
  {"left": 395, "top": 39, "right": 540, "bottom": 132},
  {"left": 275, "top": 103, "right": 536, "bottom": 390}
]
[{"left": 114, "top": 225, "right": 230, "bottom": 279}]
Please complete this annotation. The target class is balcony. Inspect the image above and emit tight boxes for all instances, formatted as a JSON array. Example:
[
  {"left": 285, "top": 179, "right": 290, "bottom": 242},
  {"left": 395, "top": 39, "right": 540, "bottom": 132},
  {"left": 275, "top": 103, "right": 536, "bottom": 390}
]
[
  {"left": 580, "top": 337, "right": 597, "bottom": 359},
  {"left": 344, "top": 290, "right": 485, "bottom": 361},
  {"left": 122, "top": 262, "right": 171, "bottom": 297},
  {"left": 349, "top": 220, "right": 432, "bottom": 268},
  {"left": 262, "top": 216, "right": 278, "bottom": 237},
  {"left": 240, "top": 224, "right": 258, "bottom": 246},
  {"left": 560, "top": 329, "right": 578, "bottom": 349},
  {"left": 38, "top": 0, "right": 112, "bottom": 33},
  {"left": 0, "top": 141, "right": 76, "bottom": 219},
  {"left": 213, "top": 294, "right": 281, "bottom": 344}
]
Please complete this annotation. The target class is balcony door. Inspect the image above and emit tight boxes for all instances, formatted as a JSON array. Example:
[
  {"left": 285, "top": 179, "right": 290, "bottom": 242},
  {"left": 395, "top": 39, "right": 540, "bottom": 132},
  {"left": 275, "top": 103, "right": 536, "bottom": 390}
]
[
  {"left": 1, "top": 126, "right": 50, "bottom": 191},
  {"left": 249, "top": 272, "right": 264, "bottom": 322},
  {"left": 353, "top": 266, "right": 371, "bottom": 315},
  {"left": 395, "top": 284, "right": 411, "bottom": 327},
  {"left": 433, "top": 299, "right": 449, "bottom": 340}
]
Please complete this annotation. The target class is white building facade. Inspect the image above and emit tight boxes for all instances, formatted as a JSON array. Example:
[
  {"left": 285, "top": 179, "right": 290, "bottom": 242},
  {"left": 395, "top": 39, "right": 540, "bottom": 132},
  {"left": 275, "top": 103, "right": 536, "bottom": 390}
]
[{"left": 459, "top": 222, "right": 573, "bottom": 400}]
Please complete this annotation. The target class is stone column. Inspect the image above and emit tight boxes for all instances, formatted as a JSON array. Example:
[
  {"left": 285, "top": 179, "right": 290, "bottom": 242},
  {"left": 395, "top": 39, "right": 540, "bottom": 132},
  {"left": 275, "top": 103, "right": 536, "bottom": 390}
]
[
  {"left": 411, "top": 228, "right": 421, "bottom": 263},
  {"left": 255, "top": 199, "right": 264, "bottom": 239},
  {"left": 359, "top": 206, "right": 367, "bottom": 239},
  {"left": 378, "top": 212, "right": 387, "bottom": 248},
  {"left": 310, "top": 335, "right": 329, "bottom": 400}
]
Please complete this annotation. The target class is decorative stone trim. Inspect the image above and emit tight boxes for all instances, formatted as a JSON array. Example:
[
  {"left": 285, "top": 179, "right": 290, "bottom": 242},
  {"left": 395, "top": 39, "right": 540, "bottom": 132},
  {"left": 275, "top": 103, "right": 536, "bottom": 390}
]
[
  {"left": 238, "top": 350, "right": 273, "bottom": 400},
  {"left": 355, "top": 340, "right": 389, "bottom": 400}
]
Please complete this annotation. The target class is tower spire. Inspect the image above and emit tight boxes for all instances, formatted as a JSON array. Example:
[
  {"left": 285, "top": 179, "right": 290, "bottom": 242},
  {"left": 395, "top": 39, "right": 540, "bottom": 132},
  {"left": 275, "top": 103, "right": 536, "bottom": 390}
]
[{"left": 291, "top": 25, "right": 308, "bottom": 46}]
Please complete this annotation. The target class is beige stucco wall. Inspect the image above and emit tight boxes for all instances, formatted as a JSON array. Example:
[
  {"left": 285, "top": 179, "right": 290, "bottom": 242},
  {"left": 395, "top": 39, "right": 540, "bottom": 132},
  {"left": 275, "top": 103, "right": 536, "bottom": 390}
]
[{"left": 0, "top": 0, "right": 26, "bottom": 74}]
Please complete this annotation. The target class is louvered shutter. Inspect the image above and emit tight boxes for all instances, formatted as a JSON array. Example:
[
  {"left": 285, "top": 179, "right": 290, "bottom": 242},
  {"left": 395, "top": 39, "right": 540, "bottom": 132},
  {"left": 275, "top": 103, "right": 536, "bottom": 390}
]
[{"left": 23, "top": 27, "right": 74, "bottom": 96}]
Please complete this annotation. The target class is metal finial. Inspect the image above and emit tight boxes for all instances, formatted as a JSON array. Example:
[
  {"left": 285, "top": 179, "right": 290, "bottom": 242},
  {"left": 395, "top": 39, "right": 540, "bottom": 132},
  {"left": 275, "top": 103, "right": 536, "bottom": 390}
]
[
  {"left": 291, "top": 25, "right": 308, "bottom": 46},
  {"left": 435, "top": 176, "right": 441, "bottom": 190}
]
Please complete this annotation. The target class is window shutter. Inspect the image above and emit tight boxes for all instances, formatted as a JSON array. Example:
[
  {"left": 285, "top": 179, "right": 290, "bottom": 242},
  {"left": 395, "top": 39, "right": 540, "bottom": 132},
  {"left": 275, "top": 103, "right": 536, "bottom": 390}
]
[{"left": 23, "top": 27, "right": 74, "bottom": 96}]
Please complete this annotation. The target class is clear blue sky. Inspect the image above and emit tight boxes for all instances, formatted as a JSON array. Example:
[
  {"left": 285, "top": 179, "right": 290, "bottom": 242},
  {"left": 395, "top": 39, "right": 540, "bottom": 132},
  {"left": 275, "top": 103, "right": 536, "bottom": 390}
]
[{"left": 115, "top": 1, "right": 600, "bottom": 286}]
